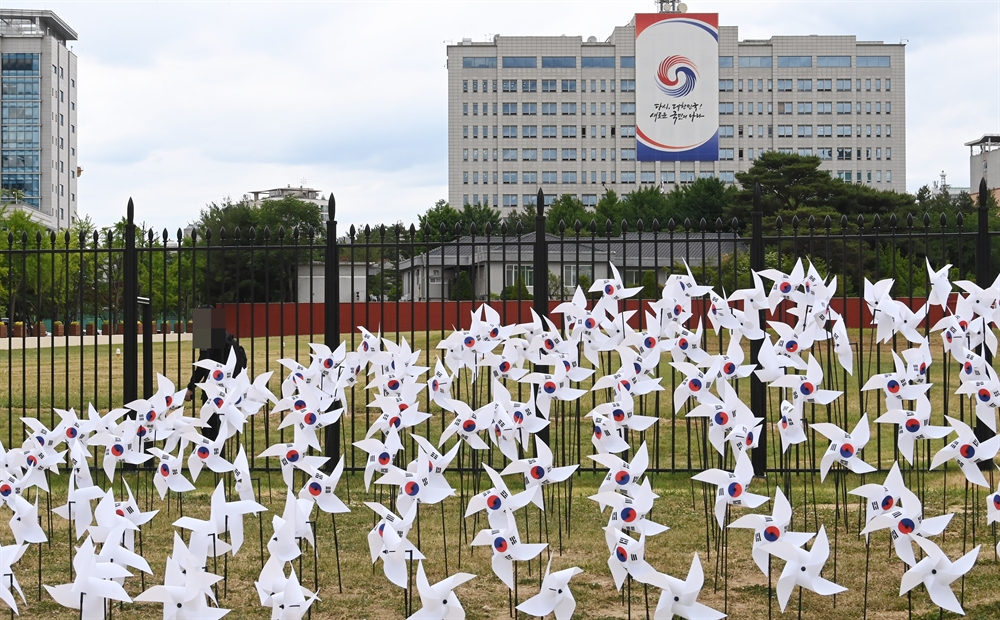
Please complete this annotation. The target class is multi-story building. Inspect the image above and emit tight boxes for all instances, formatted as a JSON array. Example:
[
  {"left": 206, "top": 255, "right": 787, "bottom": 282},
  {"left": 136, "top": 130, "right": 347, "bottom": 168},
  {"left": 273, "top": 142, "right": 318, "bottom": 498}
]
[
  {"left": 248, "top": 185, "right": 330, "bottom": 222},
  {"left": 447, "top": 14, "right": 905, "bottom": 213},
  {"left": 966, "top": 135, "right": 1000, "bottom": 203},
  {"left": 0, "top": 9, "right": 78, "bottom": 230}
]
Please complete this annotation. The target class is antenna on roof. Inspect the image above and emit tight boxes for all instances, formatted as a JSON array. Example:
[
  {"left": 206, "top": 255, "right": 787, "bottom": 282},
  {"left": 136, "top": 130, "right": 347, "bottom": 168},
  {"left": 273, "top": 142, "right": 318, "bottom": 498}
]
[{"left": 657, "top": 0, "right": 688, "bottom": 13}]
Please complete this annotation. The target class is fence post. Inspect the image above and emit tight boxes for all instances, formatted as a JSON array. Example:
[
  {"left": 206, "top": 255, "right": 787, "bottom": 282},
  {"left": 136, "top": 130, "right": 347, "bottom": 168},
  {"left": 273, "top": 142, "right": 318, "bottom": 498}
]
[
  {"left": 534, "top": 188, "right": 550, "bottom": 448},
  {"left": 749, "top": 183, "right": 768, "bottom": 476},
  {"left": 324, "top": 194, "right": 341, "bottom": 467},
  {"left": 975, "top": 178, "right": 995, "bottom": 448},
  {"left": 123, "top": 198, "right": 138, "bottom": 407}
]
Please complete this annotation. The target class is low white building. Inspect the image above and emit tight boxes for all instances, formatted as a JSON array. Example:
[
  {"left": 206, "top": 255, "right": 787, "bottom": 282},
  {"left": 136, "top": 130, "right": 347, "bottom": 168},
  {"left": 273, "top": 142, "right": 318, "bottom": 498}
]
[{"left": 296, "top": 261, "right": 380, "bottom": 303}]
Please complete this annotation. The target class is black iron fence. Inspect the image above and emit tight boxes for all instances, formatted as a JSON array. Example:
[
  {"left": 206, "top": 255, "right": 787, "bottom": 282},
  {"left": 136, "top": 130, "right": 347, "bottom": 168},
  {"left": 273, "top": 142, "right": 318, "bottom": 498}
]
[{"left": 2, "top": 185, "right": 998, "bottom": 476}]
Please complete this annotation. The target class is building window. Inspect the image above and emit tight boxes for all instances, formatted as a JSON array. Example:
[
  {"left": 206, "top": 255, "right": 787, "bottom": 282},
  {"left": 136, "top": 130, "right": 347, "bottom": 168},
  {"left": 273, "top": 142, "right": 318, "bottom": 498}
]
[
  {"left": 719, "top": 56, "right": 734, "bottom": 68},
  {"left": 817, "top": 79, "right": 832, "bottom": 92},
  {"left": 522, "top": 171, "right": 537, "bottom": 184},
  {"left": 777, "top": 56, "right": 812, "bottom": 68},
  {"left": 818, "top": 147, "right": 833, "bottom": 160},
  {"left": 502, "top": 80, "right": 517, "bottom": 92},
  {"left": 661, "top": 171, "right": 676, "bottom": 184},
  {"left": 523, "top": 148, "right": 537, "bottom": 161},
  {"left": 837, "top": 79, "right": 852, "bottom": 92},
  {"left": 463, "top": 172, "right": 469, "bottom": 184},
  {"left": 797, "top": 102, "right": 813, "bottom": 114},
  {"left": 620, "top": 125, "right": 635, "bottom": 138},
  {"left": 581, "top": 57, "right": 614, "bottom": 68},
  {"left": 502, "top": 103, "right": 517, "bottom": 115},
  {"left": 542, "top": 103, "right": 557, "bottom": 115},
  {"left": 542, "top": 148, "right": 557, "bottom": 161},
  {"left": 620, "top": 56, "right": 635, "bottom": 68},
  {"left": 503, "top": 171, "right": 518, "bottom": 184},
  {"left": 837, "top": 102, "right": 852, "bottom": 115},
  {"left": 463, "top": 149, "right": 469, "bottom": 161},
  {"left": 561, "top": 148, "right": 577, "bottom": 161},
  {"left": 621, "top": 148, "right": 636, "bottom": 161},
  {"left": 522, "top": 125, "right": 537, "bottom": 138},
  {"left": 502, "top": 148, "right": 517, "bottom": 161},
  {"left": 739, "top": 56, "right": 772, "bottom": 68},
  {"left": 797, "top": 125, "right": 813, "bottom": 137},
  {"left": 719, "top": 171, "right": 735, "bottom": 183},
  {"left": 542, "top": 171, "right": 557, "bottom": 184},
  {"left": 719, "top": 148, "right": 734, "bottom": 160},
  {"left": 502, "top": 56, "right": 536, "bottom": 68},
  {"left": 719, "top": 79, "right": 734, "bottom": 92},
  {"left": 797, "top": 79, "right": 812, "bottom": 92},
  {"left": 561, "top": 171, "right": 578, "bottom": 184},
  {"left": 621, "top": 171, "right": 636, "bottom": 184},
  {"left": 542, "top": 57, "right": 576, "bottom": 68},
  {"left": 720, "top": 102, "right": 734, "bottom": 115},
  {"left": 720, "top": 125, "right": 734, "bottom": 138},
  {"left": 522, "top": 79, "right": 537, "bottom": 92},
  {"left": 505, "top": 265, "right": 534, "bottom": 287},
  {"left": 561, "top": 102, "right": 577, "bottom": 115},
  {"left": 502, "top": 125, "right": 517, "bottom": 138},
  {"left": 620, "top": 103, "right": 635, "bottom": 115},
  {"left": 620, "top": 79, "right": 635, "bottom": 92},
  {"left": 640, "top": 171, "right": 655, "bottom": 183},
  {"left": 857, "top": 56, "right": 891, "bottom": 67},
  {"left": 503, "top": 194, "right": 519, "bottom": 208},
  {"left": 836, "top": 171, "right": 853, "bottom": 182},
  {"left": 561, "top": 126, "right": 577, "bottom": 138},
  {"left": 818, "top": 56, "right": 851, "bottom": 67},
  {"left": 462, "top": 80, "right": 468, "bottom": 92},
  {"left": 561, "top": 79, "right": 577, "bottom": 92},
  {"left": 680, "top": 171, "right": 695, "bottom": 183},
  {"left": 837, "top": 147, "right": 852, "bottom": 160},
  {"left": 777, "top": 79, "right": 792, "bottom": 92},
  {"left": 798, "top": 148, "right": 813, "bottom": 156},
  {"left": 886, "top": 148, "right": 891, "bottom": 160},
  {"left": 777, "top": 125, "right": 793, "bottom": 137},
  {"left": 817, "top": 102, "right": 832, "bottom": 115},
  {"left": 521, "top": 103, "right": 537, "bottom": 116},
  {"left": 777, "top": 102, "right": 792, "bottom": 115},
  {"left": 463, "top": 57, "right": 497, "bottom": 69}
]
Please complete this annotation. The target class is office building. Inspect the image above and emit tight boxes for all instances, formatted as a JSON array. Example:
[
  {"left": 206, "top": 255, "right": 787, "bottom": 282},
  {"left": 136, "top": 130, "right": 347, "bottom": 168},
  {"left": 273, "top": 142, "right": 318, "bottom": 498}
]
[
  {"left": 249, "top": 185, "right": 330, "bottom": 222},
  {"left": 447, "top": 14, "right": 905, "bottom": 213},
  {"left": 1, "top": 9, "right": 78, "bottom": 230},
  {"left": 966, "top": 135, "right": 1000, "bottom": 203}
]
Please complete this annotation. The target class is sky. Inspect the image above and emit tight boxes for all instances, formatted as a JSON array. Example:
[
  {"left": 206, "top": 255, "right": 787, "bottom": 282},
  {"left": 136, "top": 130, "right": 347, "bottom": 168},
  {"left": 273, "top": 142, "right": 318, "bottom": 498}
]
[{"left": 17, "top": 0, "right": 1000, "bottom": 233}]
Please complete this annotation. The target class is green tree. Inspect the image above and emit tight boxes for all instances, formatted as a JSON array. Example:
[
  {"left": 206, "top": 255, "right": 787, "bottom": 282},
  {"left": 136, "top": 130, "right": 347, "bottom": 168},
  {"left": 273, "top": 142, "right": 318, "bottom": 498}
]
[
  {"left": 729, "top": 152, "right": 841, "bottom": 225},
  {"left": 665, "top": 176, "right": 736, "bottom": 228},
  {"left": 545, "top": 195, "right": 589, "bottom": 234},
  {"left": 450, "top": 270, "right": 475, "bottom": 301},
  {"left": 501, "top": 275, "right": 532, "bottom": 300},
  {"left": 640, "top": 270, "right": 660, "bottom": 299}
]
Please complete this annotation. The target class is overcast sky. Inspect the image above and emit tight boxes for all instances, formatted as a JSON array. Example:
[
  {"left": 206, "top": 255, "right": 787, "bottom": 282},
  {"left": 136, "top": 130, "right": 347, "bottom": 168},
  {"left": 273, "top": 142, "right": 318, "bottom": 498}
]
[{"left": 19, "top": 0, "right": 1000, "bottom": 232}]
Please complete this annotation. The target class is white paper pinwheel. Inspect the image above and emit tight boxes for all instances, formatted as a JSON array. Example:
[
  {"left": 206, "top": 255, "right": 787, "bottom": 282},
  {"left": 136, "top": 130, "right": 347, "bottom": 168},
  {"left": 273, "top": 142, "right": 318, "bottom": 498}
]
[
  {"left": 267, "top": 490, "right": 315, "bottom": 563},
  {"left": 232, "top": 445, "right": 258, "bottom": 503},
  {"left": 591, "top": 263, "right": 642, "bottom": 301},
  {"left": 554, "top": 287, "right": 611, "bottom": 367},
  {"left": 691, "top": 450, "right": 768, "bottom": 528},
  {"left": 590, "top": 477, "right": 669, "bottom": 537},
  {"left": 258, "top": 441, "right": 326, "bottom": 489},
  {"left": 955, "top": 364, "right": 1000, "bottom": 432},
  {"left": 298, "top": 458, "right": 349, "bottom": 515},
  {"left": 777, "top": 400, "right": 808, "bottom": 453},
  {"left": 353, "top": 429, "right": 402, "bottom": 490},
  {"left": 0, "top": 543, "right": 26, "bottom": 615},
  {"left": 862, "top": 486, "right": 953, "bottom": 566},
  {"left": 366, "top": 501, "right": 424, "bottom": 589},
  {"left": 687, "top": 379, "right": 761, "bottom": 456},
  {"left": 603, "top": 528, "right": 658, "bottom": 590},
  {"left": 465, "top": 464, "right": 540, "bottom": 529},
  {"left": 174, "top": 481, "right": 265, "bottom": 558},
  {"left": 501, "top": 436, "right": 577, "bottom": 490},
  {"left": 849, "top": 461, "right": 908, "bottom": 528},
  {"left": 759, "top": 259, "right": 805, "bottom": 311},
  {"left": 516, "top": 558, "right": 582, "bottom": 620},
  {"left": 521, "top": 364, "right": 588, "bottom": 419},
  {"left": 184, "top": 431, "right": 234, "bottom": 482},
  {"left": 90, "top": 425, "right": 152, "bottom": 481},
  {"left": 376, "top": 467, "right": 456, "bottom": 516},
  {"left": 864, "top": 277, "right": 899, "bottom": 343},
  {"left": 901, "top": 535, "right": 978, "bottom": 615},
  {"left": 471, "top": 511, "right": 546, "bottom": 590},
  {"left": 861, "top": 352, "right": 931, "bottom": 408},
  {"left": 729, "top": 487, "right": 814, "bottom": 577},
  {"left": 45, "top": 536, "right": 132, "bottom": 620},
  {"left": 265, "top": 568, "right": 319, "bottom": 620},
  {"left": 765, "top": 525, "right": 846, "bottom": 612},
  {"left": 875, "top": 399, "right": 952, "bottom": 465},
  {"left": 275, "top": 383, "right": 342, "bottom": 450},
  {"left": 408, "top": 561, "right": 475, "bottom": 620},
  {"left": 769, "top": 354, "right": 842, "bottom": 411},
  {"left": 53, "top": 474, "right": 104, "bottom": 539},
  {"left": 754, "top": 335, "right": 787, "bottom": 384},
  {"left": 136, "top": 551, "right": 227, "bottom": 620},
  {"left": 593, "top": 346, "right": 661, "bottom": 397},
  {"left": 930, "top": 415, "right": 1000, "bottom": 487},
  {"left": 811, "top": 413, "right": 876, "bottom": 482},
  {"left": 925, "top": 258, "right": 953, "bottom": 308},
  {"left": 10, "top": 498, "right": 46, "bottom": 545},
  {"left": 589, "top": 442, "right": 649, "bottom": 501},
  {"left": 149, "top": 446, "right": 195, "bottom": 499},
  {"left": 438, "top": 398, "right": 492, "bottom": 450},
  {"left": 767, "top": 320, "right": 819, "bottom": 370},
  {"left": 662, "top": 324, "right": 710, "bottom": 365},
  {"left": 649, "top": 553, "right": 725, "bottom": 620}
]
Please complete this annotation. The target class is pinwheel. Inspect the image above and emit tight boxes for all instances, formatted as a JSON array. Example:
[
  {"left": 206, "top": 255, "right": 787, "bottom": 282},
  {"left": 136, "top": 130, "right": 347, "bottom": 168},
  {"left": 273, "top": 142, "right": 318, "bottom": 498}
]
[
  {"left": 776, "top": 400, "right": 808, "bottom": 452},
  {"left": 438, "top": 399, "right": 492, "bottom": 450},
  {"left": 427, "top": 359, "right": 458, "bottom": 408},
  {"left": 185, "top": 430, "right": 234, "bottom": 482},
  {"left": 501, "top": 436, "right": 577, "bottom": 490},
  {"left": 958, "top": 348, "right": 991, "bottom": 383},
  {"left": 408, "top": 434, "right": 461, "bottom": 486},
  {"left": 759, "top": 258, "right": 805, "bottom": 310},
  {"left": 0, "top": 543, "right": 25, "bottom": 615},
  {"left": 45, "top": 536, "right": 132, "bottom": 619},
  {"left": 258, "top": 441, "right": 326, "bottom": 489},
  {"left": 930, "top": 415, "right": 1000, "bottom": 487},
  {"left": 87, "top": 489, "right": 140, "bottom": 546},
  {"left": 603, "top": 528, "right": 658, "bottom": 590},
  {"left": 765, "top": 525, "right": 846, "bottom": 612},
  {"left": 591, "top": 263, "right": 641, "bottom": 301},
  {"left": 593, "top": 346, "right": 660, "bottom": 396},
  {"left": 862, "top": 486, "right": 953, "bottom": 566},
  {"left": 671, "top": 358, "right": 721, "bottom": 413},
  {"left": 232, "top": 445, "right": 258, "bottom": 503},
  {"left": 956, "top": 274, "right": 1000, "bottom": 325},
  {"left": 875, "top": 398, "right": 952, "bottom": 465},
  {"left": 52, "top": 474, "right": 104, "bottom": 540},
  {"left": 824, "top": 308, "right": 854, "bottom": 373},
  {"left": 900, "top": 341, "right": 933, "bottom": 386},
  {"left": 861, "top": 351, "right": 931, "bottom": 409},
  {"left": 885, "top": 298, "right": 929, "bottom": 345},
  {"left": 263, "top": 568, "right": 318, "bottom": 620},
  {"left": 408, "top": 560, "right": 476, "bottom": 620},
  {"left": 931, "top": 294, "right": 980, "bottom": 361},
  {"left": 648, "top": 553, "right": 725, "bottom": 620},
  {"left": 51, "top": 407, "right": 96, "bottom": 451},
  {"left": 653, "top": 291, "right": 694, "bottom": 331},
  {"left": 770, "top": 354, "right": 843, "bottom": 412},
  {"left": 706, "top": 289, "right": 741, "bottom": 334},
  {"left": 955, "top": 364, "right": 1000, "bottom": 432},
  {"left": 366, "top": 501, "right": 423, "bottom": 589},
  {"left": 554, "top": 287, "right": 610, "bottom": 366},
  {"left": 521, "top": 363, "right": 589, "bottom": 419},
  {"left": 589, "top": 442, "right": 649, "bottom": 502},
  {"left": 471, "top": 511, "right": 546, "bottom": 590},
  {"left": 197, "top": 347, "right": 242, "bottom": 389},
  {"left": 516, "top": 558, "right": 582, "bottom": 620},
  {"left": 590, "top": 477, "right": 669, "bottom": 537},
  {"left": 662, "top": 324, "right": 710, "bottom": 365},
  {"left": 376, "top": 467, "right": 456, "bottom": 516},
  {"left": 587, "top": 409, "right": 631, "bottom": 454},
  {"left": 470, "top": 303, "right": 514, "bottom": 347},
  {"left": 589, "top": 395, "right": 659, "bottom": 435},
  {"left": 465, "top": 464, "right": 540, "bottom": 529},
  {"left": 687, "top": 379, "right": 761, "bottom": 456},
  {"left": 90, "top": 424, "right": 152, "bottom": 482},
  {"left": 729, "top": 270, "right": 770, "bottom": 316},
  {"left": 710, "top": 333, "right": 756, "bottom": 382},
  {"left": 729, "top": 487, "right": 814, "bottom": 577},
  {"left": 113, "top": 481, "right": 158, "bottom": 547},
  {"left": 10, "top": 498, "right": 46, "bottom": 545},
  {"left": 97, "top": 533, "right": 152, "bottom": 583},
  {"left": 691, "top": 450, "right": 768, "bottom": 529},
  {"left": 276, "top": 386, "right": 343, "bottom": 451},
  {"left": 989, "top": 482, "right": 1000, "bottom": 532},
  {"left": 267, "top": 491, "right": 316, "bottom": 563},
  {"left": 354, "top": 430, "right": 402, "bottom": 491},
  {"left": 767, "top": 319, "right": 819, "bottom": 370},
  {"left": 849, "top": 461, "right": 908, "bottom": 528},
  {"left": 901, "top": 535, "right": 978, "bottom": 615},
  {"left": 811, "top": 413, "right": 876, "bottom": 482},
  {"left": 174, "top": 481, "right": 266, "bottom": 558},
  {"left": 277, "top": 357, "right": 315, "bottom": 399},
  {"left": 482, "top": 395, "right": 522, "bottom": 462},
  {"left": 135, "top": 549, "right": 227, "bottom": 620},
  {"left": 298, "top": 458, "right": 349, "bottom": 515},
  {"left": 925, "top": 258, "right": 953, "bottom": 308},
  {"left": 149, "top": 447, "right": 196, "bottom": 499},
  {"left": 664, "top": 260, "right": 713, "bottom": 301},
  {"left": 864, "top": 277, "right": 900, "bottom": 343}
]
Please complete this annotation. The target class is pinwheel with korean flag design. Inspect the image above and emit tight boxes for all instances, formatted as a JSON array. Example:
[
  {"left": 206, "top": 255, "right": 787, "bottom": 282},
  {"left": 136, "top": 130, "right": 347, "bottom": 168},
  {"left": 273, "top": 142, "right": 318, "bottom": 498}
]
[
  {"left": 196, "top": 381, "right": 248, "bottom": 437},
  {"left": 665, "top": 259, "right": 714, "bottom": 301},
  {"left": 775, "top": 400, "right": 808, "bottom": 453},
  {"left": 366, "top": 501, "right": 423, "bottom": 589},
  {"left": 875, "top": 398, "right": 952, "bottom": 466},
  {"left": 764, "top": 525, "right": 846, "bottom": 613},
  {"left": 523, "top": 311, "right": 573, "bottom": 364},
  {"left": 408, "top": 560, "right": 476, "bottom": 620},
  {"left": 586, "top": 408, "right": 631, "bottom": 455},
  {"left": 90, "top": 422, "right": 152, "bottom": 482},
  {"left": 517, "top": 558, "right": 583, "bottom": 620},
  {"left": 691, "top": 450, "right": 769, "bottom": 529},
  {"left": 196, "top": 346, "right": 242, "bottom": 390},
  {"left": 258, "top": 441, "right": 326, "bottom": 490},
  {"left": 298, "top": 457, "right": 349, "bottom": 515},
  {"left": 954, "top": 364, "right": 1000, "bottom": 433},
  {"left": 501, "top": 436, "right": 577, "bottom": 491},
  {"left": 901, "top": 341, "right": 933, "bottom": 386},
  {"left": 438, "top": 398, "right": 492, "bottom": 451},
  {"left": 521, "top": 363, "right": 588, "bottom": 420},
  {"left": 931, "top": 294, "right": 981, "bottom": 362},
  {"left": 930, "top": 415, "right": 1000, "bottom": 487},
  {"left": 471, "top": 510, "right": 546, "bottom": 590},
  {"left": 861, "top": 486, "right": 953, "bottom": 567},
  {"left": 427, "top": 358, "right": 458, "bottom": 409},
  {"left": 767, "top": 319, "right": 819, "bottom": 371},
  {"left": 591, "top": 263, "right": 642, "bottom": 302},
  {"left": 861, "top": 351, "right": 932, "bottom": 410},
  {"left": 136, "top": 535, "right": 228, "bottom": 620},
  {"left": 653, "top": 290, "right": 694, "bottom": 333},
  {"left": 590, "top": 477, "right": 669, "bottom": 537},
  {"left": 554, "top": 286, "right": 610, "bottom": 353},
  {"left": 149, "top": 447, "right": 195, "bottom": 500},
  {"left": 729, "top": 487, "right": 814, "bottom": 578},
  {"left": 770, "top": 354, "right": 843, "bottom": 412},
  {"left": 184, "top": 430, "right": 234, "bottom": 483},
  {"left": 603, "top": 528, "right": 659, "bottom": 590},
  {"left": 671, "top": 358, "right": 721, "bottom": 413},
  {"left": 758, "top": 258, "right": 806, "bottom": 311},
  {"left": 900, "top": 535, "right": 979, "bottom": 615},
  {"left": 987, "top": 483, "right": 1000, "bottom": 559},
  {"left": 849, "top": 461, "right": 908, "bottom": 530},
  {"left": 366, "top": 393, "right": 433, "bottom": 440},
  {"left": 465, "top": 464, "right": 541, "bottom": 529},
  {"left": 470, "top": 303, "right": 515, "bottom": 350},
  {"left": 589, "top": 442, "right": 649, "bottom": 503},
  {"left": 376, "top": 467, "right": 456, "bottom": 517},
  {"left": 490, "top": 381, "right": 548, "bottom": 448},
  {"left": 810, "top": 413, "right": 877, "bottom": 482},
  {"left": 353, "top": 430, "right": 402, "bottom": 491},
  {"left": 589, "top": 394, "right": 659, "bottom": 435},
  {"left": 592, "top": 346, "right": 662, "bottom": 398},
  {"left": 661, "top": 324, "right": 711, "bottom": 365},
  {"left": 708, "top": 333, "right": 757, "bottom": 382},
  {"left": 275, "top": 382, "right": 343, "bottom": 451},
  {"left": 687, "top": 378, "right": 761, "bottom": 457},
  {"left": 51, "top": 407, "right": 96, "bottom": 452},
  {"left": 648, "top": 552, "right": 725, "bottom": 620}
]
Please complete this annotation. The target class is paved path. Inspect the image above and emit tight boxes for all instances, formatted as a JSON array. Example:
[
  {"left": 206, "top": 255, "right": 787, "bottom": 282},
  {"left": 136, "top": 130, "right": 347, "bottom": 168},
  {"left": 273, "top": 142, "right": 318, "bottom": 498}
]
[{"left": 0, "top": 332, "right": 193, "bottom": 351}]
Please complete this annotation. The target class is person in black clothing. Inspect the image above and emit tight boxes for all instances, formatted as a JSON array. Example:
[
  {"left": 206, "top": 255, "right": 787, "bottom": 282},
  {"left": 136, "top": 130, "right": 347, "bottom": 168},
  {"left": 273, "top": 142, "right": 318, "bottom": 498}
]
[{"left": 185, "top": 306, "right": 246, "bottom": 441}]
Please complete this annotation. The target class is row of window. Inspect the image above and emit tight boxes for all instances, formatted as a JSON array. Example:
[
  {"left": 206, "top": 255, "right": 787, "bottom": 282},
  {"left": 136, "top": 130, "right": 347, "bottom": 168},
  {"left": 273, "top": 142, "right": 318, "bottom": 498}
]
[
  {"left": 721, "top": 123, "right": 893, "bottom": 140},
  {"left": 464, "top": 123, "right": 643, "bottom": 139},
  {"left": 722, "top": 78, "right": 891, "bottom": 92},
  {"left": 720, "top": 55, "right": 890, "bottom": 68},
  {"left": 720, "top": 100, "right": 892, "bottom": 116},
  {"left": 464, "top": 101, "right": 637, "bottom": 116},
  {"left": 463, "top": 168, "right": 746, "bottom": 188},
  {"left": 474, "top": 79, "right": 636, "bottom": 93},
  {"left": 463, "top": 56, "right": 636, "bottom": 70},
  {"left": 463, "top": 142, "right": 640, "bottom": 161}
]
